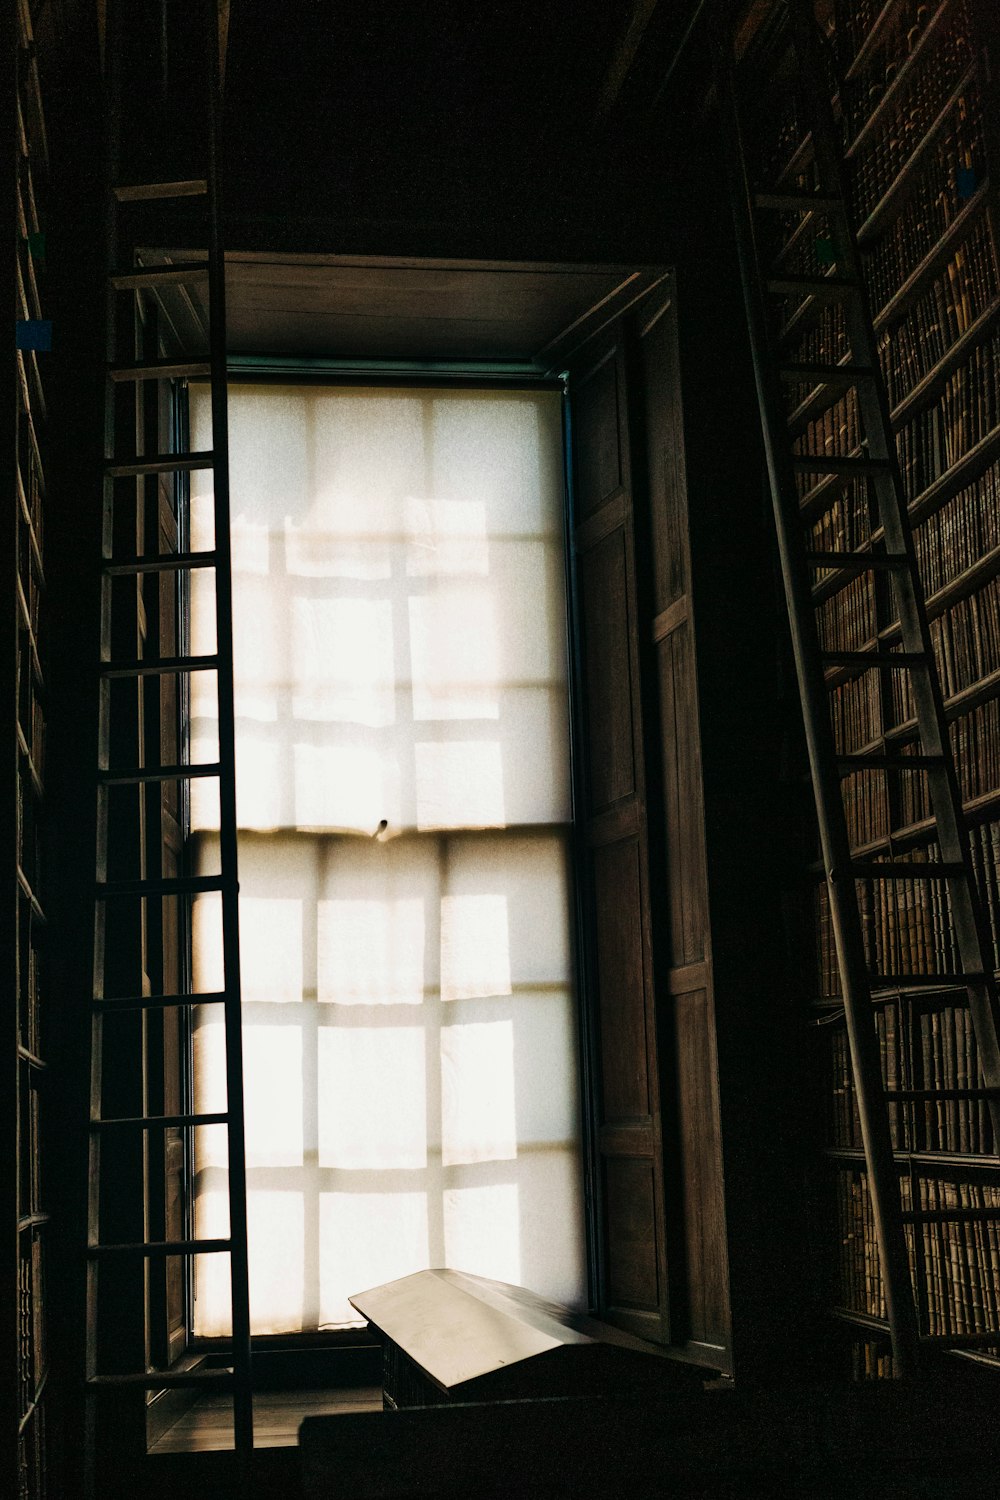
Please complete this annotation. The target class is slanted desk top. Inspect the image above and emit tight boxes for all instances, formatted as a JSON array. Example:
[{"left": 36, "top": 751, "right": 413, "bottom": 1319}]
[{"left": 349, "top": 1268, "right": 684, "bottom": 1399}]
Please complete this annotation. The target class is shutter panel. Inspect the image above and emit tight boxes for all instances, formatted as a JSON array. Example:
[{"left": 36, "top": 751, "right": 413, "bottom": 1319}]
[
  {"left": 570, "top": 332, "right": 670, "bottom": 1343},
  {"left": 637, "top": 289, "right": 731, "bottom": 1368},
  {"left": 570, "top": 285, "right": 732, "bottom": 1369}
]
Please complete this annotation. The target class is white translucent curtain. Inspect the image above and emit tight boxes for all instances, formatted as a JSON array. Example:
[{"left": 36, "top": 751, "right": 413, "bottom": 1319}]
[{"left": 188, "top": 383, "right": 585, "bottom": 1335}]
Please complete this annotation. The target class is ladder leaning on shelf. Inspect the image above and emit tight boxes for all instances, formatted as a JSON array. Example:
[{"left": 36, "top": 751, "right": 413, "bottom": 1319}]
[
  {"left": 718, "top": 0, "right": 1000, "bottom": 1376},
  {"left": 84, "top": 0, "right": 252, "bottom": 1487}
]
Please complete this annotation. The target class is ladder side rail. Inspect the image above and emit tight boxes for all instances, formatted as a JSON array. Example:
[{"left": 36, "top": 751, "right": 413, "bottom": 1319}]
[
  {"left": 717, "top": 30, "right": 921, "bottom": 1375},
  {"left": 788, "top": 0, "right": 1000, "bottom": 1147},
  {"left": 204, "top": 0, "right": 253, "bottom": 1459}
]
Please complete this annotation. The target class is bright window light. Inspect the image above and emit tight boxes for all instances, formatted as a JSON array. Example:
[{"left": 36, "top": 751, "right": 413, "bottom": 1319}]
[{"left": 189, "top": 383, "right": 585, "bottom": 1334}]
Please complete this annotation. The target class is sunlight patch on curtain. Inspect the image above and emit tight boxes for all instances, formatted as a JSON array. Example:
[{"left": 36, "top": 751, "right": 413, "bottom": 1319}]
[{"left": 189, "top": 383, "right": 584, "bottom": 1334}]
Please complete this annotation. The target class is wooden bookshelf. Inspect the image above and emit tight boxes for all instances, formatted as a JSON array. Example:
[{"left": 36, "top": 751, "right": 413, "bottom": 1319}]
[
  {"left": 10, "top": 1, "right": 51, "bottom": 1493},
  {"left": 744, "top": 0, "right": 1000, "bottom": 1379}
]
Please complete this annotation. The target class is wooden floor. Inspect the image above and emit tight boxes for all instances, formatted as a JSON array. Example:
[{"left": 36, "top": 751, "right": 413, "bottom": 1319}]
[{"left": 149, "top": 1386, "right": 383, "bottom": 1454}]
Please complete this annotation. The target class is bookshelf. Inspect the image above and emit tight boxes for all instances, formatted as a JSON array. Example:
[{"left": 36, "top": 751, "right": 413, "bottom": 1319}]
[
  {"left": 12, "top": 0, "right": 50, "bottom": 1491},
  {"left": 741, "top": 0, "right": 1000, "bottom": 1376}
]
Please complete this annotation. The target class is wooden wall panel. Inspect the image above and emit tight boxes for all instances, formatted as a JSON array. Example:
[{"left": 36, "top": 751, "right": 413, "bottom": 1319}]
[
  {"left": 592, "top": 839, "right": 649, "bottom": 1119},
  {"left": 579, "top": 532, "right": 635, "bottom": 812},
  {"left": 674, "top": 987, "right": 729, "bottom": 1351},
  {"left": 572, "top": 349, "right": 623, "bottom": 519},
  {"left": 658, "top": 623, "right": 708, "bottom": 969},
  {"left": 604, "top": 1158, "right": 659, "bottom": 1310}
]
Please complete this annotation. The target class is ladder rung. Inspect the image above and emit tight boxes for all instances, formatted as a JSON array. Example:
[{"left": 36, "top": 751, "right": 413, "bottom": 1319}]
[
  {"left": 95, "top": 874, "right": 227, "bottom": 899},
  {"left": 903, "top": 1207, "right": 1000, "bottom": 1224},
  {"left": 109, "top": 262, "right": 210, "bottom": 291},
  {"left": 86, "top": 1367, "right": 233, "bottom": 1391},
  {"left": 89, "top": 1111, "right": 229, "bottom": 1131},
  {"left": 105, "top": 451, "right": 214, "bottom": 478},
  {"left": 791, "top": 456, "right": 890, "bottom": 476},
  {"left": 93, "top": 990, "right": 228, "bottom": 1012},
  {"left": 114, "top": 179, "right": 208, "bottom": 202},
  {"left": 848, "top": 861, "right": 967, "bottom": 879},
  {"left": 821, "top": 650, "right": 927, "bottom": 669},
  {"left": 870, "top": 974, "right": 988, "bottom": 995},
  {"left": 769, "top": 274, "right": 860, "bottom": 296},
  {"left": 87, "top": 1238, "right": 232, "bottom": 1258},
  {"left": 103, "top": 550, "right": 217, "bottom": 576},
  {"left": 99, "top": 653, "right": 219, "bottom": 678},
  {"left": 755, "top": 192, "right": 843, "bottom": 212},
  {"left": 108, "top": 358, "right": 211, "bottom": 382},
  {"left": 779, "top": 363, "right": 874, "bottom": 382},
  {"left": 836, "top": 753, "right": 946, "bottom": 771},
  {"left": 97, "top": 761, "right": 222, "bottom": 785},
  {"left": 885, "top": 1088, "right": 1000, "bottom": 1101},
  {"left": 806, "top": 551, "right": 907, "bottom": 571}
]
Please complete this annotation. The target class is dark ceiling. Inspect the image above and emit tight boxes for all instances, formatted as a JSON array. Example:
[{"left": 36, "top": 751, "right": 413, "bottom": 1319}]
[{"left": 220, "top": 0, "right": 714, "bottom": 243}]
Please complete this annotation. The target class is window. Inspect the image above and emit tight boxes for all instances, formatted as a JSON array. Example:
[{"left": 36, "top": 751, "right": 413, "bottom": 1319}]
[{"left": 187, "top": 381, "right": 586, "bottom": 1335}]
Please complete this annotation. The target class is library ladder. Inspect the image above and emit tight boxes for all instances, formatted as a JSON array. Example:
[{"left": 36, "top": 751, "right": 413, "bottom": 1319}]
[
  {"left": 719, "top": 0, "right": 1000, "bottom": 1376},
  {"left": 84, "top": 0, "right": 253, "bottom": 1484}
]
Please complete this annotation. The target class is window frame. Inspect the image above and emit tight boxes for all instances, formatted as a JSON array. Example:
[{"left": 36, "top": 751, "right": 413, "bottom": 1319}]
[{"left": 170, "top": 363, "right": 594, "bottom": 1365}]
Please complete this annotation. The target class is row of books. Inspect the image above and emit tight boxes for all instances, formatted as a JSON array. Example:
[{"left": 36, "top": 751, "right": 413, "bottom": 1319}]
[
  {"left": 17, "top": 408, "right": 44, "bottom": 542},
  {"left": 851, "top": 1340, "right": 896, "bottom": 1380},
  {"left": 16, "top": 770, "right": 42, "bottom": 900},
  {"left": 927, "top": 573, "right": 1000, "bottom": 698},
  {"left": 17, "top": 906, "right": 42, "bottom": 1063},
  {"left": 834, "top": 1166, "right": 911, "bottom": 1321},
  {"left": 822, "top": 580, "right": 1000, "bottom": 755},
  {"left": 816, "top": 572, "right": 877, "bottom": 656},
  {"left": 813, "top": 854, "right": 960, "bottom": 993},
  {"left": 807, "top": 459, "right": 1000, "bottom": 631},
  {"left": 828, "top": 667, "right": 885, "bottom": 754},
  {"left": 831, "top": 704, "right": 1000, "bottom": 846},
  {"left": 896, "top": 328, "right": 1000, "bottom": 503},
  {"left": 914, "top": 457, "right": 1000, "bottom": 595},
  {"left": 834, "top": 1166, "right": 1000, "bottom": 1345},
  {"left": 18, "top": 1236, "right": 45, "bottom": 1422},
  {"left": 18, "top": 514, "right": 42, "bottom": 640},
  {"left": 952, "top": 698, "right": 1000, "bottom": 802},
  {"left": 816, "top": 815, "right": 1000, "bottom": 981},
  {"left": 828, "top": 999, "right": 996, "bottom": 1155},
  {"left": 847, "top": 3, "right": 971, "bottom": 220},
  {"left": 17, "top": 635, "right": 45, "bottom": 777},
  {"left": 19, "top": 1076, "right": 41, "bottom": 1207},
  {"left": 847, "top": 573, "right": 1000, "bottom": 721},
  {"left": 834, "top": 0, "right": 941, "bottom": 95},
  {"left": 917, "top": 1175, "right": 1000, "bottom": 1335},
  {"left": 788, "top": 301, "right": 851, "bottom": 377},
  {"left": 792, "top": 386, "right": 862, "bottom": 471},
  {"left": 879, "top": 219, "right": 998, "bottom": 410},
  {"left": 862, "top": 87, "right": 984, "bottom": 312}
]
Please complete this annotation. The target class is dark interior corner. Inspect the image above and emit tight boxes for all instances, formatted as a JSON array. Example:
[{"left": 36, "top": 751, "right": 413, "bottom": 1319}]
[{"left": 8, "top": 0, "right": 1000, "bottom": 1495}]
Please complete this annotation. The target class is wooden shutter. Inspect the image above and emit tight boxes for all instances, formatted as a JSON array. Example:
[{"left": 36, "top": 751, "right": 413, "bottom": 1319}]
[
  {"left": 569, "top": 282, "right": 732, "bottom": 1368},
  {"left": 636, "top": 288, "right": 731, "bottom": 1370},
  {"left": 570, "top": 329, "right": 670, "bottom": 1343}
]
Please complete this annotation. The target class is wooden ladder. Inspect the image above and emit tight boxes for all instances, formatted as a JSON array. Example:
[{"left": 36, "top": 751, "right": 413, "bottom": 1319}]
[
  {"left": 84, "top": 0, "right": 252, "bottom": 1484},
  {"left": 719, "top": 0, "right": 1000, "bottom": 1375}
]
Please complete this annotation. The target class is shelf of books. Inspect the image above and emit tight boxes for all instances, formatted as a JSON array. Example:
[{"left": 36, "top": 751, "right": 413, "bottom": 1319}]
[
  {"left": 13, "top": 0, "right": 50, "bottom": 1492},
  {"left": 743, "top": 0, "right": 1000, "bottom": 1377}
]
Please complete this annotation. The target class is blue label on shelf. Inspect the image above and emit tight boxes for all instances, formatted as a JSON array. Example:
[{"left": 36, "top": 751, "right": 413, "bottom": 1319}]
[{"left": 957, "top": 167, "right": 977, "bottom": 200}]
